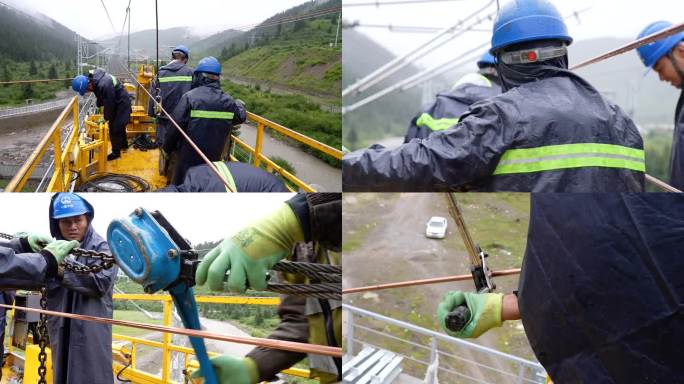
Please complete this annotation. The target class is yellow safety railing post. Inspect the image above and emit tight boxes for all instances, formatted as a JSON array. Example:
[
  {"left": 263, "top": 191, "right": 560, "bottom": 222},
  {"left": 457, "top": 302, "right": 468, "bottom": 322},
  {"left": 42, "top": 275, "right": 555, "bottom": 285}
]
[
  {"left": 161, "top": 296, "right": 173, "bottom": 383},
  {"left": 131, "top": 340, "right": 137, "bottom": 370},
  {"left": 99, "top": 122, "right": 108, "bottom": 173},
  {"left": 254, "top": 122, "right": 265, "bottom": 167},
  {"left": 6, "top": 96, "right": 78, "bottom": 191}
]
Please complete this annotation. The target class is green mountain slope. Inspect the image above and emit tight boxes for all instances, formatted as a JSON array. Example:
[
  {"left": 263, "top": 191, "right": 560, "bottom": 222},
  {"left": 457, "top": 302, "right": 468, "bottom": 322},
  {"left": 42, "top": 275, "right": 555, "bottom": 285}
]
[
  {"left": 196, "top": 0, "right": 341, "bottom": 97},
  {"left": 0, "top": 3, "right": 81, "bottom": 62}
]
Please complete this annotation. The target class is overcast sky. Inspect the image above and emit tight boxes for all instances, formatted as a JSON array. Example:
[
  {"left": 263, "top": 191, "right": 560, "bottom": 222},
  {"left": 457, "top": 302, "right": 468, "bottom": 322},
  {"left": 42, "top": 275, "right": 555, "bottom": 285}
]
[
  {"left": 343, "top": 0, "right": 684, "bottom": 67},
  {"left": 0, "top": 193, "right": 294, "bottom": 245},
  {"left": 3, "top": 0, "right": 310, "bottom": 40}
]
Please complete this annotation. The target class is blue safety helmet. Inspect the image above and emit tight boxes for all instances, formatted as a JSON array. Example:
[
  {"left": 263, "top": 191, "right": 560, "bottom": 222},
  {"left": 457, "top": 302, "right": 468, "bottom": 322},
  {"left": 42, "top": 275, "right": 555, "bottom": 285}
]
[
  {"left": 71, "top": 75, "right": 89, "bottom": 96},
  {"left": 172, "top": 45, "right": 189, "bottom": 59},
  {"left": 51, "top": 193, "right": 94, "bottom": 220},
  {"left": 490, "top": 0, "right": 573, "bottom": 54},
  {"left": 477, "top": 51, "right": 497, "bottom": 67},
  {"left": 195, "top": 56, "right": 221, "bottom": 76},
  {"left": 636, "top": 21, "right": 684, "bottom": 68}
]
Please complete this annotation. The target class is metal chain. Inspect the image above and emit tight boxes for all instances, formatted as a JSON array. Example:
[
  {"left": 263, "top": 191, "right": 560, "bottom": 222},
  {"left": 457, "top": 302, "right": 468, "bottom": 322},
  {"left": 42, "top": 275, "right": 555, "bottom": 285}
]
[
  {"left": 62, "top": 259, "right": 116, "bottom": 274},
  {"left": 0, "top": 232, "right": 116, "bottom": 274},
  {"left": 37, "top": 287, "right": 48, "bottom": 384}
]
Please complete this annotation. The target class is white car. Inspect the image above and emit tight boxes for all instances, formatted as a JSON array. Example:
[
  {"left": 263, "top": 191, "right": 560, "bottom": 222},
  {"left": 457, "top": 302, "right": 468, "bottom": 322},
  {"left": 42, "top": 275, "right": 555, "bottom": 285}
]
[{"left": 425, "top": 216, "right": 448, "bottom": 239}]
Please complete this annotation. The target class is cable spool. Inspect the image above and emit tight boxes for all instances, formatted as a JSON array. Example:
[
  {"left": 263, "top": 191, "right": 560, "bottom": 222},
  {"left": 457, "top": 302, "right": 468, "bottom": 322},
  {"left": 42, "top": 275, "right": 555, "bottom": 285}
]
[{"left": 77, "top": 173, "right": 150, "bottom": 192}]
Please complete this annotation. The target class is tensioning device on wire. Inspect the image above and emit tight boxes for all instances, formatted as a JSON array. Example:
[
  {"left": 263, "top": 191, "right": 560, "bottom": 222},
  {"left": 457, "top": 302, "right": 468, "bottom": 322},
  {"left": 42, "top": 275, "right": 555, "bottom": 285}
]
[{"left": 107, "top": 207, "right": 218, "bottom": 384}]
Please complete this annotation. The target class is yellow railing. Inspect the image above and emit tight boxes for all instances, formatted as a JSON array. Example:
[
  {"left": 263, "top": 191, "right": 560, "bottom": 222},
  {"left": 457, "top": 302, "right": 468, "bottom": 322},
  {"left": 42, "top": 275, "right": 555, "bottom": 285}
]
[
  {"left": 231, "top": 112, "right": 342, "bottom": 192},
  {"left": 5, "top": 96, "right": 82, "bottom": 192},
  {"left": 110, "top": 294, "right": 311, "bottom": 384}
]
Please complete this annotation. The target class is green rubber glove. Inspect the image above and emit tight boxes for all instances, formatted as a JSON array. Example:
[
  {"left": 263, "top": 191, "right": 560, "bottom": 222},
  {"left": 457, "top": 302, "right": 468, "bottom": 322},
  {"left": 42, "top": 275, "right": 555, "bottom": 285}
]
[
  {"left": 14, "top": 232, "right": 54, "bottom": 252},
  {"left": 195, "top": 203, "right": 304, "bottom": 293},
  {"left": 437, "top": 291, "right": 503, "bottom": 338},
  {"left": 190, "top": 355, "right": 257, "bottom": 384},
  {"left": 42, "top": 240, "right": 79, "bottom": 264}
]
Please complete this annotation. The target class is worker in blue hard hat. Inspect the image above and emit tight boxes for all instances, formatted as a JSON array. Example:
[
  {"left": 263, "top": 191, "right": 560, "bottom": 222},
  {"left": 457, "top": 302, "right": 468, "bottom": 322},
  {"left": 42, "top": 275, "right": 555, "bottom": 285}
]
[
  {"left": 636, "top": 21, "right": 684, "bottom": 190},
  {"left": 148, "top": 45, "right": 194, "bottom": 178},
  {"left": 72, "top": 70, "right": 132, "bottom": 161},
  {"left": 162, "top": 56, "right": 247, "bottom": 186},
  {"left": 404, "top": 50, "right": 502, "bottom": 144},
  {"left": 0, "top": 193, "right": 117, "bottom": 384},
  {"left": 343, "top": 0, "right": 645, "bottom": 192}
]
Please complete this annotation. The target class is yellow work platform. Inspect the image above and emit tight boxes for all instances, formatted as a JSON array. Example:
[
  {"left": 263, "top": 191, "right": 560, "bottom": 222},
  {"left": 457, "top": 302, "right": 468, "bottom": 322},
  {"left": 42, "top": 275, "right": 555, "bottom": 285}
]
[{"left": 105, "top": 144, "right": 168, "bottom": 190}]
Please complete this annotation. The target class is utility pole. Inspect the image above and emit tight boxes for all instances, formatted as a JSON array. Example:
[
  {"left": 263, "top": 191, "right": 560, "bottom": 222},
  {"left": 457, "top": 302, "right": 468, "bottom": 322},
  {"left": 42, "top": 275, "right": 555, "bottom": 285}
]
[
  {"left": 334, "top": 12, "right": 341, "bottom": 48},
  {"left": 127, "top": 5, "right": 131, "bottom": 71}
]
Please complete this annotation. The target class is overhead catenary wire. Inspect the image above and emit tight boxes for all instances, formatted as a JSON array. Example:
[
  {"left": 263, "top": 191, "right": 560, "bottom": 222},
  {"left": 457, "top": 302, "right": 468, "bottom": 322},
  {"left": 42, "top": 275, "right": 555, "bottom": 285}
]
[
  {"left": 218, "top": 6, "right": 342, "bottom": 34},
  {"left": 99, "top": 0, "right": 118, "bottom": 35},
  {"left": 344, "top": 22, "right": 489, "bottom": 34},
  {"left": 570, "top": 21, "right": 684, "bottom": 70},
  {"left": 0, "top": 72, "right": 129, "bottom": 85},
  {"left": 0, "top": 303, "right": 342, "bottom": 357},
  {"left": 343, "top": 268, "right": 522, "bottom": 294},
  {"left": 342, "top": 0, "right": 496, "bottom": 98},
  {"left": 342, "top": 41, "right": 489, "bottom": 114}
]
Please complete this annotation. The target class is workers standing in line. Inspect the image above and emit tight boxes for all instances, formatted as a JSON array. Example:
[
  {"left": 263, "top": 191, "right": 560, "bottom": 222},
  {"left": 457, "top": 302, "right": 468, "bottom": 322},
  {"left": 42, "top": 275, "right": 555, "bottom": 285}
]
[
  {"left": 192, "top": 193, "right": 342, "bottom": 384},
  {"left": 163, "top": 56, "right": 247, "bottom": 186},
  {"left": 404, "top": 51, "right": 502, "bottom": 143},
  {"left": 148, "top": 45, "right": 194, "bottom": 178},
  {"left": 636, "top": 21, "right": 684, "bottom": 190},
  {"left": 160, "top": 160, "right": 289, "bottom": 192},
  {"left": 436, "top": 194, "right": 684, "bottom": 382},
  {"left": 343, "top": 0, "right": 645, "bottom": 192},
  {"left": 0, "top": 193, "right": 118, "bottom": 384},
  {"left": 72, "top": 70, "right": 132, "bottom": 161}
]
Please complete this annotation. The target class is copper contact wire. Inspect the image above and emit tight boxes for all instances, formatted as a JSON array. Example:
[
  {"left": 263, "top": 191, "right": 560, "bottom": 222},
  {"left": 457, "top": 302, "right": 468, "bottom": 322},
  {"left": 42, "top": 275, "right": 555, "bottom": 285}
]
[
  {"left": 0, "top": 303, "right": 342, "bottom": 357},
  {"left": 343, "top": 268, "right": 522, "bottom": 295}
]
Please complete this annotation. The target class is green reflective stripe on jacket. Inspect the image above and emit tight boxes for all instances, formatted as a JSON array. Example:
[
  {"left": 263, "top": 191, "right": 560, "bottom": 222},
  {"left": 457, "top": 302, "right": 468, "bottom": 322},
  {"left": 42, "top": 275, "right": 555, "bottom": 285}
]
[
  {"left": 190, "top": 110, "right": 234, "bottom": 119},
  {"left": 416, "top": 113, "right": 460, "bottom": 132},
  {"left": 158, "top": 76, "right": 192, "bottom": 83},
  {"left": 493, "top": 143, "right": 645, "bottom": 175},
  {"left": 109, "top": 74, "right": 118, "bottom": 86},
  {"left": 213, "top": 161, "right": 237, "bottom": 192}
]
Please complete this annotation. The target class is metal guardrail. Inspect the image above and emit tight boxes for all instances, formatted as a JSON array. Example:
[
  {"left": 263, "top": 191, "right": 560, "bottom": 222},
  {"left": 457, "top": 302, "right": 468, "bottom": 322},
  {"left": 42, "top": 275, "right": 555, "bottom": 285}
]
[
  {"left": 343, "top": 304, "right": 547, "bottom": 384},
  {"left": 4, "top": 96, "right": 82, "bottom": 192},
  {"left": 0, "top": 98, "right": 72, "bottom": 119},
  {"left": 231, "top": 112, "right": 343, "bottom": 192}
]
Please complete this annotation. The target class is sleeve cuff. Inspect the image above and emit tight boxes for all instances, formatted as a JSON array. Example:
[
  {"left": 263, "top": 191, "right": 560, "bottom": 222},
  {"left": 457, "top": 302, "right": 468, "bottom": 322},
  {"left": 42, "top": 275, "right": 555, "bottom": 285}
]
[
  {"left": 40, "top": 250, "right": 58, "bottom": 279},
  {"left": 19, "top": 237, "right": 31, "bottom": 253},
  {"left": 244, "top": 357, "right": 259, "bottom": 383},
  {"left": 286, "top": 193, "right": 311, "bottom": 242}
]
